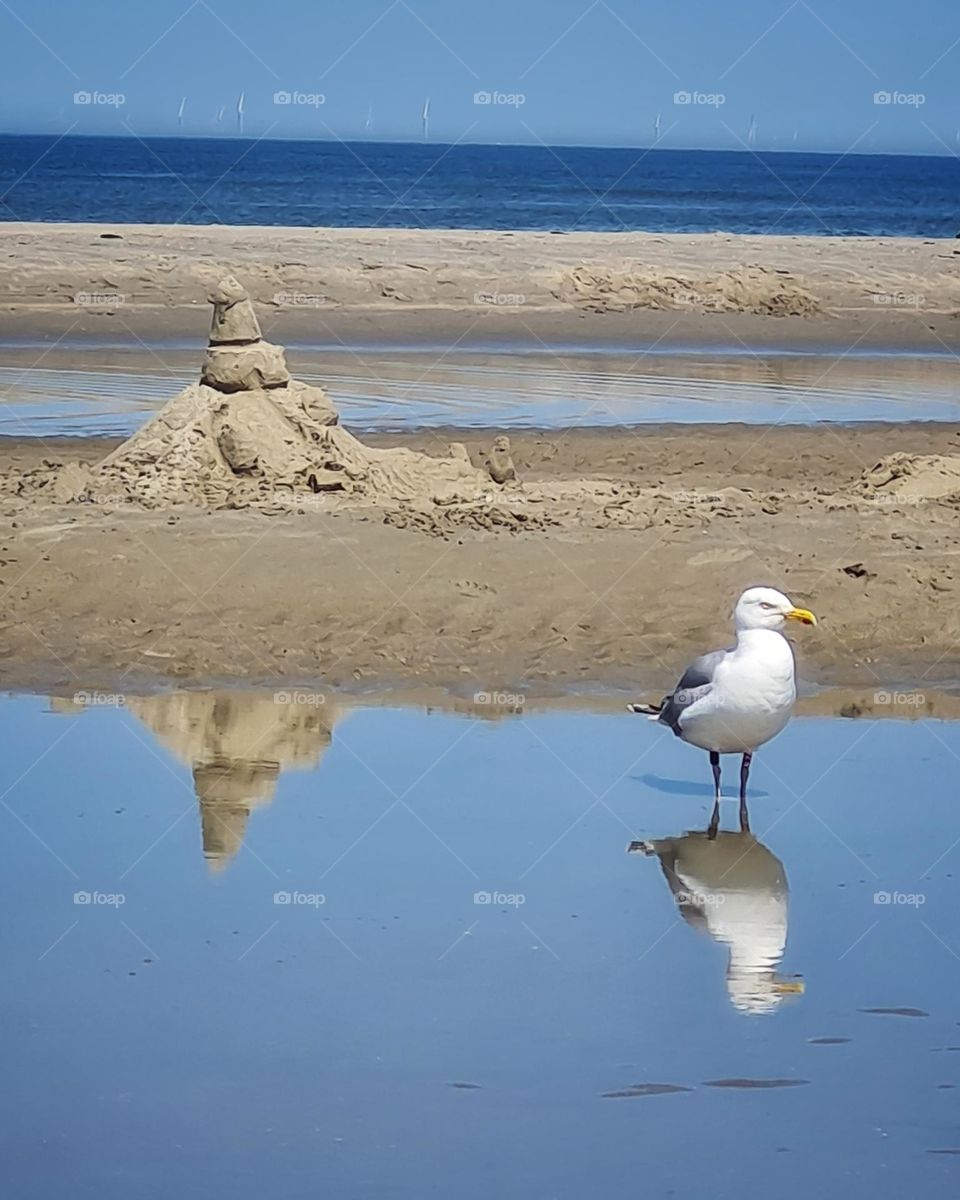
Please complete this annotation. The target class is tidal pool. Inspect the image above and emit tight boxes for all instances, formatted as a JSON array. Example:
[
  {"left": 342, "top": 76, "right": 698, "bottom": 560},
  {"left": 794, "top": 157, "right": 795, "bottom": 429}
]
[
  {"left": 2, "top": 349, "right": 959, "bottom": 436},
  {"left": 1, "top": 691, "right": 958, "bottom": 1197}
]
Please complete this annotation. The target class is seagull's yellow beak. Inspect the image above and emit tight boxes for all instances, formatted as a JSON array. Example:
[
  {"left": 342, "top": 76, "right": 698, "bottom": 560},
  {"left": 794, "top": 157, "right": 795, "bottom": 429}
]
[
  {"left": 773, "top": 977, "right": 806, "bottom": 995},
  {"left": 785, "top": 607, "right": 817, "bottom": 627}
]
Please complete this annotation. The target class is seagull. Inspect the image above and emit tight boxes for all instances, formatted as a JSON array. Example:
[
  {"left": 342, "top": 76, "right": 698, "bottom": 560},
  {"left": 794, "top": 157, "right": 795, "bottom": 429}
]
[{"left": 628, "top": 587, "right": 817, "bottom": 834}]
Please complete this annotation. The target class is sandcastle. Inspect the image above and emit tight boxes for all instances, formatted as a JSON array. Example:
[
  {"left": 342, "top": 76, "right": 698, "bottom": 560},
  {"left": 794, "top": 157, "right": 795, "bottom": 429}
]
[{"left": 65, "top": 275, "right": 497, "bottom": 511}]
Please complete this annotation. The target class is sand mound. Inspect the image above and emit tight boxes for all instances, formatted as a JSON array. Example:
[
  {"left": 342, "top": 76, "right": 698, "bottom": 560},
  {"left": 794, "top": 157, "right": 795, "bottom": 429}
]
[
  {"left": 35, "top": 275, "right": 494, "bottom": 513},
  {"left": 854, "top": 453, "right": 960, "bottom": 502},
  {"left": 94, "top": 380, "right": 489, "bottom": 510},
  {"left": 555, "top": 263, "right": 820, "bottom": 317}
]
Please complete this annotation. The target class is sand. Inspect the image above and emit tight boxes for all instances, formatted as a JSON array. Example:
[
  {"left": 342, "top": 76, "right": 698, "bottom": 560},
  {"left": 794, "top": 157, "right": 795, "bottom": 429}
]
[
  {"left": 3, "top": 233, "right": 960, "bottom": 698},
  {"left": 2, "top": 223, "right": 960, "bottom": 352},
  {"left": 3, "top": 422, "right": 960, "bottom": 697}
]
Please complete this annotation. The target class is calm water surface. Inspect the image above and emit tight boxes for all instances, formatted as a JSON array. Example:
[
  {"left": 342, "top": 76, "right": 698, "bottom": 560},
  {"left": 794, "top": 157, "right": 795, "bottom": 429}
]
[
  {"left": 1, "top": 350, "right": 957, "bottom": 437},
  {"left": 2, "top": 137, "right": 958, "bottom": 236},
  {"left": 1, "top": 691, "right": 959, "bottom": 1197}
]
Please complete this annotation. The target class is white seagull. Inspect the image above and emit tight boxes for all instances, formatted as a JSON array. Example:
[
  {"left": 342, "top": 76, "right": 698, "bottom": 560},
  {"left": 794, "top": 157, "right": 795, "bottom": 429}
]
[{"left": 629, "top": 587, "right": 817, "bottom": 833}]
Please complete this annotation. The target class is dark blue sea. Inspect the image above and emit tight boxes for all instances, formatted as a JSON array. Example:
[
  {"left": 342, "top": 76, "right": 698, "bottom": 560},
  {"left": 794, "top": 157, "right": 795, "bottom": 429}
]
[{"left": 1, "top": 135, "right": 958, "bottom": 236}]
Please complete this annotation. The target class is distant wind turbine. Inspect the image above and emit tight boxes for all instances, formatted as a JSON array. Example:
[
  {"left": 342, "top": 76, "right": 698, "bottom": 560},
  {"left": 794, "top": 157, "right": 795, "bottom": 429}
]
[
  {"left": 654, "top": 111, "right": 662, "bottom": 142},
  {"left": 217, "top": 105, "right": 225, "bottom": 124},
  {"left": 365, "top": 101, "right": 373, "bottom": 133},
  {"left": 747, "top": 113, "right": 758, "bottom": 147},
  {"left": 177, "top": 96, "right": 186, "bottom": 128},
  {"left": 237, "top": 91, "right": 245, "bottom": 135},
  {"left": 421, "top": 96, "right": 430, "bottom": 141}
]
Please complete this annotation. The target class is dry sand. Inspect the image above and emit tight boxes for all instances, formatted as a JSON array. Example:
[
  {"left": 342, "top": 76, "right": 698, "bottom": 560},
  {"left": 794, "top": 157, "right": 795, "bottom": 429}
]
[
  {"left": 2, "top": 223, "right": 960, "bottom": 352},
  {"left": 3, "top": 422, "right": 960, "bottom": 697}
]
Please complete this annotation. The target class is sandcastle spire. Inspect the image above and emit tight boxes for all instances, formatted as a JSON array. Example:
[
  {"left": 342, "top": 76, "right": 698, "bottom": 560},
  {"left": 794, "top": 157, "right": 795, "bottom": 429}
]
[
  {"left": 200, "top": 275, "right": 291, "bottom": 393},
  {"left": 207, "top": 275, "right": 262, "bottom": 344}
]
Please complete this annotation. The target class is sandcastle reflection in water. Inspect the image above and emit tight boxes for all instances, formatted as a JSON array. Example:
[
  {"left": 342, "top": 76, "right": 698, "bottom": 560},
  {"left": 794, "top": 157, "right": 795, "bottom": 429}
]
[
  {"left": 50, "top": 690, "right": 340, "bottom": 872},
  {"left": 48, "top": 689, "right": 543, "bottom": 872}
]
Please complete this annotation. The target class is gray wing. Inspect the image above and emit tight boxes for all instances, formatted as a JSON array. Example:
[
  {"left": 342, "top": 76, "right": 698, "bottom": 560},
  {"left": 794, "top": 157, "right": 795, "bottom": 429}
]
[{"left": 657, "top": 649, "right": 728, "bottom": 736}]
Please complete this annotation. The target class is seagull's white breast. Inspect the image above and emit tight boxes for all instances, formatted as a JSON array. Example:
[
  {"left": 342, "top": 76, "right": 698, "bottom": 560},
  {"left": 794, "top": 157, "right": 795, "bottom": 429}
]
[{"left": 679, "top": 629, "right": 797, "bottom": 754}]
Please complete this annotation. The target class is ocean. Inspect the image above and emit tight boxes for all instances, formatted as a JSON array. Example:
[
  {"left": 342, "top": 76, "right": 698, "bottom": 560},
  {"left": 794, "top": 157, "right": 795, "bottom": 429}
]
[{"left": 1, "top": 134, "right": 958, "bottom": 236}]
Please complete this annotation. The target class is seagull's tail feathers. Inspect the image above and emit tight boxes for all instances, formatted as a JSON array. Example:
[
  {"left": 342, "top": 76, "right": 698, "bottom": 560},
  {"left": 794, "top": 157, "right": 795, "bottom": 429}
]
[{"left": 627, "top": 701, "right": 662, "bottom": 720}]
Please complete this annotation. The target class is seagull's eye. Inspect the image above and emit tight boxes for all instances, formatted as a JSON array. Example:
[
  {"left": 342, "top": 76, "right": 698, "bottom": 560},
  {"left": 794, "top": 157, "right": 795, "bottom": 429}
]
[{"left": 759, "top": 602, "right": 775, "bottom": 610}]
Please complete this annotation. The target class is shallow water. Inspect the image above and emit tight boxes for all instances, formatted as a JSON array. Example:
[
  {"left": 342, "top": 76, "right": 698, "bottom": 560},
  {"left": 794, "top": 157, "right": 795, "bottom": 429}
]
[
  {"left": 1, "top": 349, "right": 958, "bottom": 437},
  {"left": 2, "top": 690, "right": 960, "bottom": 1197}
]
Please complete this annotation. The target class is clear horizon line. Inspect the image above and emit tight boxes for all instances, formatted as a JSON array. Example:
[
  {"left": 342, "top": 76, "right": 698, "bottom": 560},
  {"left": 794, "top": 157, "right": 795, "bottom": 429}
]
[{"left": 0, "top": 128, "right": 957, "bottom": 159}]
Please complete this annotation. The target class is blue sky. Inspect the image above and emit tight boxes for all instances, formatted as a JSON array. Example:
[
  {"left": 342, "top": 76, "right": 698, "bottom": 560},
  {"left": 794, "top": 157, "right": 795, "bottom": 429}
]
[{"left": 0, "top": 0, "right": 957, "bottom": 153}]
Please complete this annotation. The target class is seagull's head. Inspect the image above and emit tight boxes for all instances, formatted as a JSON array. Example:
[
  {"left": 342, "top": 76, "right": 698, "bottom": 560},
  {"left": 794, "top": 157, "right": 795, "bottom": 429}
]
[{"left": 734, "top": 587, "right": 817, "bottom": 633}]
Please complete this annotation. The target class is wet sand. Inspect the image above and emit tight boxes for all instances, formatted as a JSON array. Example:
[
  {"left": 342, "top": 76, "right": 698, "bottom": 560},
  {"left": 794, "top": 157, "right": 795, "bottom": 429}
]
[
  {"left": 2, "top": 422, "right": 960, "bottom": 696},
  {"left": 3, "top": 222, "right": 960, "bottom": 353}
]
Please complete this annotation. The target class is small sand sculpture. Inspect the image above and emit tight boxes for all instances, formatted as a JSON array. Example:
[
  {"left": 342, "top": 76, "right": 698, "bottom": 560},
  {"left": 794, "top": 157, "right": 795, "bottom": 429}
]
[
  {"left": 81, "top": 275, "right": 492, "bottom": 510},
  {"left": 486, "top": 435, "right": 517, "bottom": 485}
]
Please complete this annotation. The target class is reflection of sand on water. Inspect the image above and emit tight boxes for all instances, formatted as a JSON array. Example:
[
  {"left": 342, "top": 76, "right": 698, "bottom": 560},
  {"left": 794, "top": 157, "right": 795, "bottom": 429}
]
[
  {"left": 50, "top": 690, "right": 340, "bottom": 872},
  {"left": 127, "top": 692, "right": 339, "bottom": 872},
  {"left": 634, "top": 831, "right": 802, "bottom": 1016}
]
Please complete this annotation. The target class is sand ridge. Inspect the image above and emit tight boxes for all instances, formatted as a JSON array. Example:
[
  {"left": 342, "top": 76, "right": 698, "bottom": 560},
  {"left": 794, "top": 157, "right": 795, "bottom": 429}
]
[{"left": 3, "top": 223, "right": 960, "bottom": 353}]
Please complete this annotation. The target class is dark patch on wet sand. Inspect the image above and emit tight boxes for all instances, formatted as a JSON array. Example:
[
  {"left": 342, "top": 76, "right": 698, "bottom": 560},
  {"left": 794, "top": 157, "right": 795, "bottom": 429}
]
[
  {"left": 859, "top": 1007, "right": 929, "bottom": 1018},
  {"left": 808, "top": 1037, "right": 851, "bottom": 1045},
  {"left": 703, "top": 1078, "right": 809, "bottom": 1090},
  {"left": 602, "top": 1083, "right": 692, "bottom": 1099}
]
